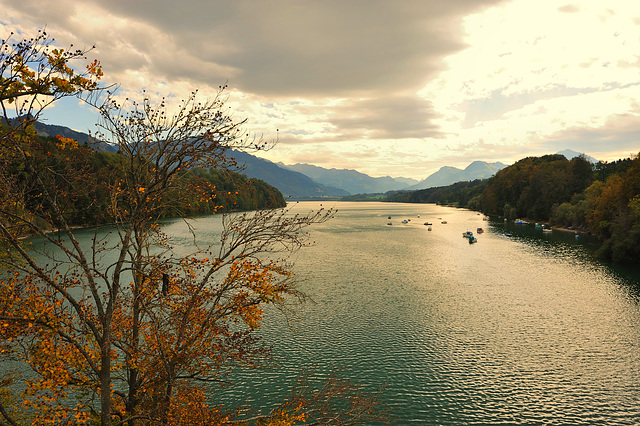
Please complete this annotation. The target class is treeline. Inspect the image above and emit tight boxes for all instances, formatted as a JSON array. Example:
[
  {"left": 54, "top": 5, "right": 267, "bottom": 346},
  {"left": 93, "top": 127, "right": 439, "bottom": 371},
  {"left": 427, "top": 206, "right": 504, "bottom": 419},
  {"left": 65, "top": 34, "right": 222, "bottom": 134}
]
[
  {"left": 5, "top": 130, "right": 285, "bottom": 231},
  {"left": 383, "top": 153, "right": 640, "bottom": 264},
  {"left": 385, "top": 179, "right": 485, "bottom": 209}
]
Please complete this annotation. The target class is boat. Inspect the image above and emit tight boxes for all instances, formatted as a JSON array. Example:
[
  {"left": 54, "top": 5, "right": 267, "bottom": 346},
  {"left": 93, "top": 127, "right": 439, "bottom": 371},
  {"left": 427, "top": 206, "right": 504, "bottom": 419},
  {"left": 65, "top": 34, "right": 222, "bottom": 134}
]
[
  {"left": 441, "top": 221, "right": 447, "bottom": 224},
  {"left": 504, "top": 233, "right": 512, "bottom": 237},
  {"left": 469, "top": 236, "right": 477, "bottom": 244},
  {"left": 387, "top": 222, "right": 392, "bottom": 226},
  {"left": 462, "top": 231, "right": 473, "bottom": 238},
  {"left": 428, "top": 227, "right": 432, "bottom": 231},
  {"left": 476, "top": 228, "right": 484, "bottom": 233},
  {"left": 424, "top": 222, "right": 432, "bottom": 226},
  {"left": 402, "top": 219, "right": 408, "bottom": 224}
]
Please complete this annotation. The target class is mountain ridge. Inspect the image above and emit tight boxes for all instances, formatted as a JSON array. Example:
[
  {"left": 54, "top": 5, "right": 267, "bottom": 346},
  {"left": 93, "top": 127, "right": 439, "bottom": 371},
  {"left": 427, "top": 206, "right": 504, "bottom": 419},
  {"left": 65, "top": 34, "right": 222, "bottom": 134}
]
[
  {"left": 11, "top": 120, "right": 602, "bottom": 199},
  {"left": 408, "top": 161, "right": 509, "bottom": 190},
  {"left": 281, "top": 163, "right": 418, "bottom": 195}
]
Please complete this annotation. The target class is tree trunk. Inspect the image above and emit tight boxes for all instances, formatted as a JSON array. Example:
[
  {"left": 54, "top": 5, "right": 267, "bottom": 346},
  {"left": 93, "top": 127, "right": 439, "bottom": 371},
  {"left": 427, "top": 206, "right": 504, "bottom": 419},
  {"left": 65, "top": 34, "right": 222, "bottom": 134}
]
[{"left": 100, "top": 339, "right": 112, "bottom": 426}]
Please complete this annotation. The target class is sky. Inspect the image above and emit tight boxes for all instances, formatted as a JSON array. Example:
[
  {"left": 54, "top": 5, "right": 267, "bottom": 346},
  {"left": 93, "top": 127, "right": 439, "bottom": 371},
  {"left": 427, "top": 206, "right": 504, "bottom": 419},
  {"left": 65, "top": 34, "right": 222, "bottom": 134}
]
[{"left": 2, "top": 0, "right": 639, "bottom": 180}]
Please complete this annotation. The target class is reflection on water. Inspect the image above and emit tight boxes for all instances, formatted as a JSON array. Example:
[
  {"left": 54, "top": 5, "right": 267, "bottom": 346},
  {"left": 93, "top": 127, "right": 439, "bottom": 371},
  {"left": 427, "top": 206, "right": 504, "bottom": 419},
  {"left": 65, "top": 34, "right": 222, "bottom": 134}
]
[{"left": 199, "top": 202, "right": 640, "bottom": 424}]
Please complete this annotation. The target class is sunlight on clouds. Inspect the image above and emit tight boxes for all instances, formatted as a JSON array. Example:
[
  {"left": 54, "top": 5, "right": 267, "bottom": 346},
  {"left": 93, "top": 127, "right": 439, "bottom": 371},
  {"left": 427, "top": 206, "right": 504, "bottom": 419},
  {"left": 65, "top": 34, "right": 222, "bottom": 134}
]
[
  {"left": 3, "top": 0, "right": 639, "bottom": 178},
  {"left": 419, "top": 0, "right": 640, "bottom": 163}
]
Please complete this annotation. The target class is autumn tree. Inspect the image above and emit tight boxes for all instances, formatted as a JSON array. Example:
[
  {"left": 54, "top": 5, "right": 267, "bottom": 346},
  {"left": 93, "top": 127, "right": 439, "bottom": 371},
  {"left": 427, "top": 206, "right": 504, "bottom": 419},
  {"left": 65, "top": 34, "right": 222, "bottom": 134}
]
[
  {"left": 0, "top": 30, "right": 387, "bottom": 425},
  {"left": 584, "top": 154, "right": 640, "bottom": 263}
]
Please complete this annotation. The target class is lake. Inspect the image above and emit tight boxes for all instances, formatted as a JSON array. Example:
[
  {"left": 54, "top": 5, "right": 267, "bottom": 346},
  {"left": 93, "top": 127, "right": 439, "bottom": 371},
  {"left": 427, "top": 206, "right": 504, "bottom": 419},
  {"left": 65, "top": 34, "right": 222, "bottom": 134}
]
[{"left": 160, "top": 201, "right": 640, "bottom": 424}]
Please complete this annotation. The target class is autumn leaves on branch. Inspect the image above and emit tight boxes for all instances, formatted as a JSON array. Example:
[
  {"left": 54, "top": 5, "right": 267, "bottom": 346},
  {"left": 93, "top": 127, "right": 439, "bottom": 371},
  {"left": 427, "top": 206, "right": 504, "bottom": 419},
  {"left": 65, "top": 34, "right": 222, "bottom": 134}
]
[{"left": 0, "top": 29, "right": 386, "bottom": 425}]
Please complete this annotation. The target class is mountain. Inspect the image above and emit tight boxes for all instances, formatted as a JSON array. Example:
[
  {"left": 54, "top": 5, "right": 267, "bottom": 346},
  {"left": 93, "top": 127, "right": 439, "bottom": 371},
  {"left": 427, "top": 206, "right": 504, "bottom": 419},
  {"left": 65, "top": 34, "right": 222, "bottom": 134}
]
[
  {"left": 228, "top": 150, "right": 348, "bottom": 199},
  {"left": 557, "top": 149, "right": 598, "bottom": 163},
  {"left": 282, "top": 163, "right": 419, "bottom": 195},
  {"left": 409, "top": 161, "right": 508, "bottom": 190},
  {"left": 3, "top": 118, "right": 119, "bottom": 153}
]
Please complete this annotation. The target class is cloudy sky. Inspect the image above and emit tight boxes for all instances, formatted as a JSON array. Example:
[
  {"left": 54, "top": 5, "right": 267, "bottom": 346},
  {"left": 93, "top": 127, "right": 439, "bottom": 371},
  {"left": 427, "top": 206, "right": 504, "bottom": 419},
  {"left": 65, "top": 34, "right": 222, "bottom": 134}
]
[{"left": 2, "top": 0, "right": 639, "bottom": 179}]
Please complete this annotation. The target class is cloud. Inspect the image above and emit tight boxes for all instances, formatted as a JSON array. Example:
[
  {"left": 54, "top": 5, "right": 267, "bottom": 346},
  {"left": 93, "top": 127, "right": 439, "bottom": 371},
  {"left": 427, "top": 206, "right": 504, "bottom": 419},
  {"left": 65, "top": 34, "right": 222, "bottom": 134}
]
[
  {"left": 3, "top": 0, "right": 640, "bottom": 179},
  {"left": 545, "top": 112, "right": 640, "bottom": 160},
  {"left": 1, "top": 0, "right": 502, "bottom": 97},
  {"left": 327, "top": 95, "right": 443, "bottom": 140}
]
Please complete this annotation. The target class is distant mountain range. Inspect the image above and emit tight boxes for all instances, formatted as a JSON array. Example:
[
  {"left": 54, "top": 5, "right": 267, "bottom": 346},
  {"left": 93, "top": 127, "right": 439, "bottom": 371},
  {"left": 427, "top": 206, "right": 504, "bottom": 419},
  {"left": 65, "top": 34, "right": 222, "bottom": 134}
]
[
  {"left": 281, "top": 163, "right": 418, "bottom": 195},
  {"left": 408, "top": 161, "right": 509, "bottom": 190},
  {"left": 228, "top": 150, "right": 349, "bottom": 199},
  {"left": 12, "top": 120, "right": 600, "bottom": 199}
]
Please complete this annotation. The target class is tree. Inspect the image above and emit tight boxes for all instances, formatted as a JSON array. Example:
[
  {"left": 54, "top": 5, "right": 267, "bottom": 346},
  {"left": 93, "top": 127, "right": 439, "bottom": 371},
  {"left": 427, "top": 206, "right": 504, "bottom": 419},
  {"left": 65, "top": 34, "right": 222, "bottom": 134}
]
[
  {"left": 1, "top": 29, "right": 103, "bottom": 138},
  {"left": 585, "top": 154, "right": 640, "bottom": 263},
  {"left": 0, "top": 30, "right": 387, "bottom": 425}
]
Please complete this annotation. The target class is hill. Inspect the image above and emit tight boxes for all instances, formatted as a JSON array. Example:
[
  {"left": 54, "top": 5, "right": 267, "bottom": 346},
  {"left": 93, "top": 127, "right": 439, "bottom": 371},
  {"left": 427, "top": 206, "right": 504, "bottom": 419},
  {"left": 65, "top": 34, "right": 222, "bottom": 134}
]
[
  {"left": 384, "top": 151, "right": 640, "bottom": 264},
  {"left": 8, "top": 120, "right": 346, "bottom": 200},
  {"left": 282, "top": 163, "right": 418, "bottom": 194},
  {"left": 409, "top": 161, "right": 508, "bottom": 190},
  {"left": 2, "top": 118, "right": 119, "bottom": 153},
  {"left": 229, "top": 150, "right": 348, "bottom": 199},
  {"left": 557, "top": 149, "right": 598, "bottom": 163}
]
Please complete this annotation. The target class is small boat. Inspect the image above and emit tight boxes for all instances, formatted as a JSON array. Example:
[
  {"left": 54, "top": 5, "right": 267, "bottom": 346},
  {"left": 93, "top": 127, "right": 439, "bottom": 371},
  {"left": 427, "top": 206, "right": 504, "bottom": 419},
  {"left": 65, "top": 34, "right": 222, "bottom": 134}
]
[
  {"left": 424, "top": 222, "right": 432, "bottom": 226},
  {"left": 476, "top": 228, "right": 484, "bottom": 233},
  {"left": 387, "top": 222, "right": 392, "bottom": 226},
  {"left": 441, "top": 221, "right": 447, "bottom": 224},
  {"left": 402, "top": 219, "right": 408, "bottom": 224},
  {"left": 462, "top": 231, "right": 473, "bottom": 238},
  {"left": 504, "top": 233, "right": 512, "bottom": 237},
  {"left": 469, "top": 236, "right": 477, "bottom": 244},
  {"left": 428, "top": 227, "right": 432, "bottom": 231}
]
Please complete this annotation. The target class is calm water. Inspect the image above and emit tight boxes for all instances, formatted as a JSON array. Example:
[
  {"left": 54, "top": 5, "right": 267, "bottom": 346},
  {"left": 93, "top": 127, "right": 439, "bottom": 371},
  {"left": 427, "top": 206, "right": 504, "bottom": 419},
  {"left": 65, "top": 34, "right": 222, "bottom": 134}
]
[
  {"left": 160, "top": 201, "right": 640, "bottom": 424},
  {"left": 13, "top": 201, "right": 640, "bottom": 424}
]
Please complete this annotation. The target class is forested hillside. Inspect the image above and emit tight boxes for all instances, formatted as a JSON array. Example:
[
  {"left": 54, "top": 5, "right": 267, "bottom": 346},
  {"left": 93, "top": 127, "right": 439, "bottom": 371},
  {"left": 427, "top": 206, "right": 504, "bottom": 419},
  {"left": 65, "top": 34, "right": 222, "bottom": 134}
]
[
  {"left": 2, "top": 129, "right": 285, "bottom": 232},
  {"left": 385, "top": 179, "right": 486, "bottom": 210},
  {"left": 384, "top": 153, "right": 640, "bottom": 264}
]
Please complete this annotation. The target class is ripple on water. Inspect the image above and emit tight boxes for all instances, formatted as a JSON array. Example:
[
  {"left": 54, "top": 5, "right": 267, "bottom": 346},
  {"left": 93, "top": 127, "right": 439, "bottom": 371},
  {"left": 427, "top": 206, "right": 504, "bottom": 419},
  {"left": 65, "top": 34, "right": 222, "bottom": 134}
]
[{"left": 204, "top": 203, "right": 640, "bottom": 424}]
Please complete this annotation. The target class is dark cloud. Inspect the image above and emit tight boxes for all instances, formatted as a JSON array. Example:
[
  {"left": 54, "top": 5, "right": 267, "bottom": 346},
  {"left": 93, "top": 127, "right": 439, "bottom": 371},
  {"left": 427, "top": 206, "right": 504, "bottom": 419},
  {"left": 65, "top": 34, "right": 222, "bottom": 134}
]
[
  {"left": 327, "top": 95, "right": 444, "bottom": 140},
  {"left": 3, "top": 0, "right": 504, "bottom": 98}
]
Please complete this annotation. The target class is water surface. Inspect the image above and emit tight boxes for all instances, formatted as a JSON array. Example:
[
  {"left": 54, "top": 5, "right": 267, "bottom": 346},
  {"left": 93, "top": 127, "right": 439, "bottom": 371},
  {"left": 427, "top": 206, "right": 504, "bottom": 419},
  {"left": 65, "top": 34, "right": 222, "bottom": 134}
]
[{"left": 182, "top": 201, "right": 640, "bottom": 424}]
